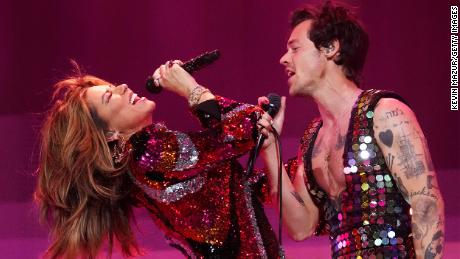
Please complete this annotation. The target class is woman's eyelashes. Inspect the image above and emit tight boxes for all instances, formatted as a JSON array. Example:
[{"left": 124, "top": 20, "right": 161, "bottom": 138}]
[{"left": 104, "top": 89, "right": 112, "bottom": 104}]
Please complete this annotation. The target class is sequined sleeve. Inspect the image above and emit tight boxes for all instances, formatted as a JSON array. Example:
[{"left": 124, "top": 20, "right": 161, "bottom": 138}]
[
  {"left": 285, "top": 157, "right": 299, "bottom": 181},
  {"left": 246, "top": 168, "right": 271, "bottom": 204},
  {"left": 190, "top": 99, "right": 222, "bottom": 128},
  {"left": 130, "top": 96, "right": 263, "bottom": 180},
  {"left": 246, "top": 157, "right": 299, "bottom": 205},
  {"left": 191, "top": 95, "right": 255, "bottom": 128}
]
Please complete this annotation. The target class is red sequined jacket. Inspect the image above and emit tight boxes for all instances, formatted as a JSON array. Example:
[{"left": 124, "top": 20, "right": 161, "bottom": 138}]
[{"left": 128, "top": 96, "right": 281, "bottom": 259}]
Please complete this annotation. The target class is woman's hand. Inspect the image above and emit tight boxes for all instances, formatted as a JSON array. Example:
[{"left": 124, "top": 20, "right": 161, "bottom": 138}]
[
  {"left": 257, "top": 96, "right": 286, "bottom": 150},
  {"left": 152, "top": 60, "right": 196, "bottom": 99}
]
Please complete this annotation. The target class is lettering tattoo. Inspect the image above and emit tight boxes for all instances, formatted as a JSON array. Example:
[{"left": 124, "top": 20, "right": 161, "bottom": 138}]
[
  {"left": 393, "top": 121, "right": 405, "bottom": 127},
  {"left": 385, "top": 108, "right": 404, "bottom": 119},
  {"left": 378, "top": 129, "right": 393, "bottom": 147},
  {"left": 436, "top": 216, "right": 444, "bottom": 229},
  {"left": 290, "top": 191, "right": 305, "bottom": 207},
  {"left": 409, "top": 187, "right": 438, "bottom": 201},
  {"left": 396, "top": 125, "right": 425, "bottom": 179}
]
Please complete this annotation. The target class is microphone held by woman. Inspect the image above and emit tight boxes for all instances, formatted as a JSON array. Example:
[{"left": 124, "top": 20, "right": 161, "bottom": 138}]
[{"left": 146, "top": 49, "right": 220, "bottom": 94}]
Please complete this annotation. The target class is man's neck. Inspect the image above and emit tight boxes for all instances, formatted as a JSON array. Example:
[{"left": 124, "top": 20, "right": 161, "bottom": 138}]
[{"left": 309, "top": 77, "right": 362, "bottom": 128}]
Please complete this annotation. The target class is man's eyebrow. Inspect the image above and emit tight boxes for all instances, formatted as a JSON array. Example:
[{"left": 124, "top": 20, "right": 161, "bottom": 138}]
[{"left": 287, "top": 39, "right": 299, "bottom": 46}]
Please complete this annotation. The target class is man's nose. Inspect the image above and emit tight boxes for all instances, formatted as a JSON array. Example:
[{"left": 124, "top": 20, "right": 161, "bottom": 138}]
[{"left": 280, "top": 52, "right": 289, "bottom": 65}]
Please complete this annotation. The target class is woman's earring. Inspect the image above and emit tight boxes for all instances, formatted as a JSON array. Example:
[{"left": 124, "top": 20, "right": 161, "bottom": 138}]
[
  {"left": 106, "top": 131, "right": 131, "bottom": 164},
  {"left": 105, "top": 130, "right": 119, "bottom": 142},
  {"left": 113, "top": 135, "right": 127, "bottom": 164}
]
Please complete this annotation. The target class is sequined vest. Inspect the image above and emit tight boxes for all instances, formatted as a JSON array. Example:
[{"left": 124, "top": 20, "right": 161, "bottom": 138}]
[{"left": 300, "top": 89, "right": 415, "bottom": 258}]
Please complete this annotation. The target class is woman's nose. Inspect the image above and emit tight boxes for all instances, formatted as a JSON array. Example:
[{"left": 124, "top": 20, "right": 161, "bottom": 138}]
[{"left": 114, "top": 84, "right": 128, "bottom": 94}]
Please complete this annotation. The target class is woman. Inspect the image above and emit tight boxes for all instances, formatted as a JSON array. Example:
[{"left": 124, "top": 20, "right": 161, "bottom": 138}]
[{"left": 35, "top": 61, "right": 282, "bottom": 259}]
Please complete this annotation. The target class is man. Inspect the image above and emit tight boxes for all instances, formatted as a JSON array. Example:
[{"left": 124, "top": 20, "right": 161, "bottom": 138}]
[{"left": 259, "top": 2, "right": 444, "bottom": 258}]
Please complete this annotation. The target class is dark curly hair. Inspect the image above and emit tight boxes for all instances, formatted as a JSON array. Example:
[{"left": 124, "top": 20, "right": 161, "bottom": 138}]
[{"left": 290, "top": 1, "right": 369, "bottom": 85}]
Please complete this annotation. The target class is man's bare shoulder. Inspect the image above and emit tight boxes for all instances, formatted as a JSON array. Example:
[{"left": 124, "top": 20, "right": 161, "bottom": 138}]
[{"left": 372, "top": 97, "right": 419, "bottom": 129}]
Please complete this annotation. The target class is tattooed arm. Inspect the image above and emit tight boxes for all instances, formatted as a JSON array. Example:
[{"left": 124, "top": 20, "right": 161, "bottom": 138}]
[{"left": 373, "top": 98, "right": 445, "bottom": 259}]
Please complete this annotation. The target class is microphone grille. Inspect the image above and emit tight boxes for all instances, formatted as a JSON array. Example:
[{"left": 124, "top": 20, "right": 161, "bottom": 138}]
[{"left": 265, "top": 93, "right": 281, "bottom": 117}]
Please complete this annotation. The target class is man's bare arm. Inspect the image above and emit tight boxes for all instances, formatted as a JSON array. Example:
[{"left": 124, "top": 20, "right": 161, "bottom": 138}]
[
  {"left": 373, "top": 98, "right": 445, "bottom": 259},
  {"left": 261, "top": 145, "right": 320, "bottom": 240}
]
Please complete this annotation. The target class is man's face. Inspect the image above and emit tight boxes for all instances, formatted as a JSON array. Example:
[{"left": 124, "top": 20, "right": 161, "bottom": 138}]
[{"left": 280, "top": 20, "right": 327, "bottom": 96}]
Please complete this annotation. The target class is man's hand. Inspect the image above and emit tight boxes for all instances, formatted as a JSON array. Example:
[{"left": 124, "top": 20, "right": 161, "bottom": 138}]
[{"left": 257, "top": 96, "right": 286, "bottom": 149}]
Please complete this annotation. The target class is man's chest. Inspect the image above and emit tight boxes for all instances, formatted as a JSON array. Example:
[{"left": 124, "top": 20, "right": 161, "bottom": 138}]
[{"left": 309, "top": 128, "right": 348, "bottom": 197}]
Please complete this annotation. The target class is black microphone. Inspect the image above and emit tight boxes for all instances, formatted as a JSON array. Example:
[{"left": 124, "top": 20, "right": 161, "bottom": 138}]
[
  {"left": 254, "top": 93, "right": 281, "bottom": 155},
  {"left": 146, "top": 49, "right": 221, "bottom": 94},
  {"left": 246, "top": 93, "right": 281, "bottom": 180}
]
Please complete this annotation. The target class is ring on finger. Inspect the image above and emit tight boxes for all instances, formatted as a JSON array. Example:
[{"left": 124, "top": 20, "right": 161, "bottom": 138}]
[
  {"left": 257, "top": 122, "right": 265, "bottom": 130},
  {"left": 154, "top": 78, "right": 160, "bottom": 86}
]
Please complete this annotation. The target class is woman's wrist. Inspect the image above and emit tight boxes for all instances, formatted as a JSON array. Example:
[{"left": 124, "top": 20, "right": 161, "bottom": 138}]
[
  {"left": 188, "top": 85, "right": 214, "bottom": 107},
  {"left": 197, "top": 91, "right": 215, "bottom": 104}
]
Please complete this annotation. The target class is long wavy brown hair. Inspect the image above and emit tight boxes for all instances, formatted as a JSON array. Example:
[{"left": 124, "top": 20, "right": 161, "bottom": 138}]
[{"left": 35, "top": 67, "right": 141, "bottom": 258}]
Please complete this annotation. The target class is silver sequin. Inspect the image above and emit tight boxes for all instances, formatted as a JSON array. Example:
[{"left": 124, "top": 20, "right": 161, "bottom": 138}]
[
  {"left": 221, "top": 104, "right": 252, "bottom": 121},
  {"left": 131, "top": 173, "right": 206, "bottom": 204},
  {"left": 173, "top": 131, "right": 199, "bottom": 171}
]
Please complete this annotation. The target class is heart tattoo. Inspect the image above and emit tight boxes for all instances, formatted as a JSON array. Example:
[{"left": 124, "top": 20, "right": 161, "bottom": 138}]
[{"left": 379, "top": 130, "right": 393, "bottom": 147}]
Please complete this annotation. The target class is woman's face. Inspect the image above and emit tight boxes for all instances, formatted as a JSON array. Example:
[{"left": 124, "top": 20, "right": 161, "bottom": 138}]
[{"left": 85, "top": 84, "right": 155, "bottom": 135}]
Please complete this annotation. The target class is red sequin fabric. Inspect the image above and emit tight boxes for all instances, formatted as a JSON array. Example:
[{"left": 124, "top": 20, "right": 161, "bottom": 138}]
[
  {"left": 128, "top": 96, "right": 282, "bottom": 259},
  {"left": 296, "top": 90, "right": 415, "bottom": 258}
]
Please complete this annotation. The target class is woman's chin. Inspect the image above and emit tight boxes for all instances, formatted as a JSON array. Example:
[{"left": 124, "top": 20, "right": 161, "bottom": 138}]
[
  {"left": 147, "top": 100, "right": 156, "bottom": 111},
  {"left": 139, "top": 99, "right": 156, "bottom": 113}
]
